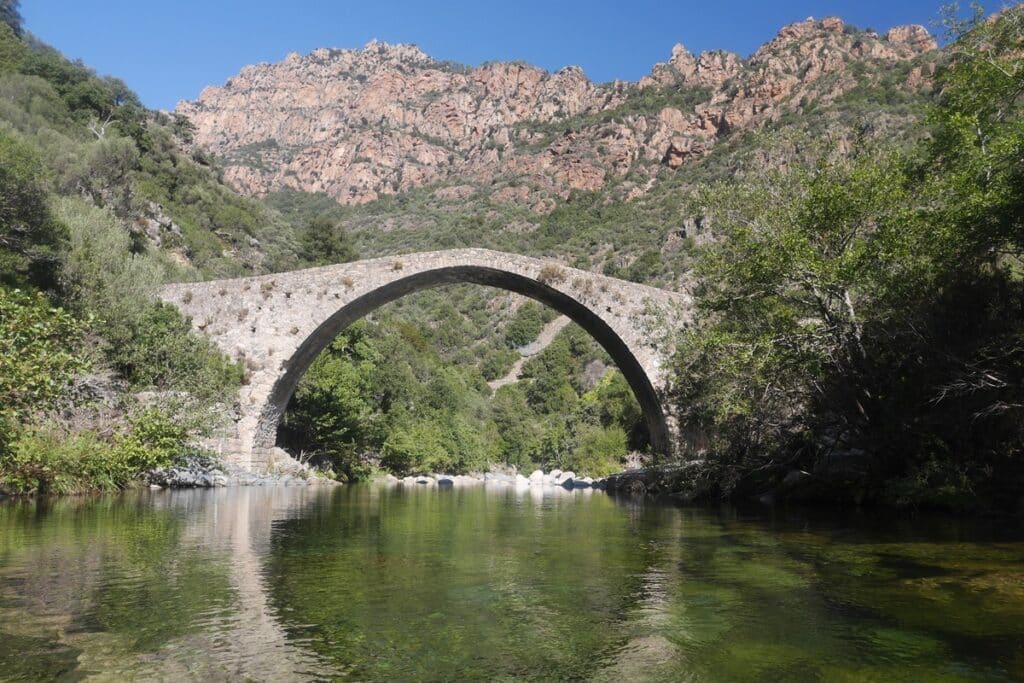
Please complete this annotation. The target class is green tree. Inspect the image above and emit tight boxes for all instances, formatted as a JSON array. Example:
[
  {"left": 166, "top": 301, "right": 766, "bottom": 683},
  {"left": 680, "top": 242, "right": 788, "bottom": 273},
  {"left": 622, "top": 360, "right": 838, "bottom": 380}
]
[
  {"left": 580, "top": 370, "right": 645, "bottom": 447},
  {"left": 0, "top": 286, "right": 88, "bottom": 421},
  {"left": 491, "top": 384, "right": 541, "bottom": 469},
  {"left": 671, "top": 6, "right": 1024, "bottom": 505},
  {"left": 300, "top": 213, "right": 358, "bottom": 265},
  {"left": 566, "top": 425, "right": 627, "bottom": 477},
  {"left": 676, "top": 154, "right": 920, "bottom": 460},
  {"left": 0, "top": 131, "right": 66, "bottom": 290},
  {"left": 504, "top": 301, "right": 546, "bottom": 347},
  {"left": 278, "top": 322, "right": 381, "bottom": 478},
  {"left": 56, "top": 198, "right": 241, "bottom": 412},
  {"left": 381, "top": 418, "right": 448, "bottom": 475},
  {"left": 0, "top": 21, "right": 27, "bottom": 73}
]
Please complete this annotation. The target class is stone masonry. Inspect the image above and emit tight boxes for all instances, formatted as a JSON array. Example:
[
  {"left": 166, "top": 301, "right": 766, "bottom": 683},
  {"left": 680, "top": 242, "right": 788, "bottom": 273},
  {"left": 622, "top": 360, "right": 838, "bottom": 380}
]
[{"left": 160, "top": 249, "right": 692, "bottom": 472}]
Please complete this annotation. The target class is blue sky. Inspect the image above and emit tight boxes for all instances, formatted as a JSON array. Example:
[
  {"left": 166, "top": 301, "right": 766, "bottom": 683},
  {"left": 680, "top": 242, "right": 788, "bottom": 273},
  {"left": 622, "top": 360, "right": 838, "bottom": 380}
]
[{"left": 25, "top": 1, "right": 958, "bottom": 110}]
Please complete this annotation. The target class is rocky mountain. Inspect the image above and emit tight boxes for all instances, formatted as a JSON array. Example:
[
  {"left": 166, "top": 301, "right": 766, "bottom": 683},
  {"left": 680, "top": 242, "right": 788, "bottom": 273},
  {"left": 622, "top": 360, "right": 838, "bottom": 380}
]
[{"left": 178, "top": 17, "right": 938, "bottom": 211}]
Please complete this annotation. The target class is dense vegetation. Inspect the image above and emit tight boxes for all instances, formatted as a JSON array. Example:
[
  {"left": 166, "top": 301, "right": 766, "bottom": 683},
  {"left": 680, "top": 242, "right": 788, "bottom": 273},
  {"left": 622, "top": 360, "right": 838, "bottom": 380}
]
[
  {"left": 672, "top": 7, "right": 1024, "bottom": 511},
  {"left": 0, "top": 2, "right": 644, "bottom": 492},
  {"left": 0, "top": 7, "right": 252, "bottom": 494},
  {"left": 3, "top": 0, "right": 1023, "bottom": 512},
  {"left": 277, "top": 307, "right": 643, "bottom": 480}
]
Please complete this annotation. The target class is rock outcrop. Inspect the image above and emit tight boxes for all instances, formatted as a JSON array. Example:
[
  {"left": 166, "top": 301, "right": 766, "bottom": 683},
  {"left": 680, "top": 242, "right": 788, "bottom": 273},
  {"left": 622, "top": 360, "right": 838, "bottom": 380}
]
[{"left": 178, "top": 18, "right": 937, "bottom": 207}]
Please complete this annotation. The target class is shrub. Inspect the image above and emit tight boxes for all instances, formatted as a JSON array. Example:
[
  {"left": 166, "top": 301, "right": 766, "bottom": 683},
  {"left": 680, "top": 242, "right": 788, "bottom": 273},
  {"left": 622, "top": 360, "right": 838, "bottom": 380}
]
[
  {"left": 299, "top": 213, "right": 358, "bottom": 266},
  {"left": 114, "top": 408, "right": 190, "bottom": 472},
  {"left": 504, "top": 301, "right": 546, "bottom": 348},
  {"left": 480, "top": 347, "right": 518, "bottom": 380},
  {"left": 108, "top": 302, "right": 242, "bottom": 410},
  {"left": 0, "top": 409, "right": 191, "bottom": 495},
  {"left": 564, "top": 425, "right": 627, "bottom": 477},
  {"left": 0, "top": 286, "right": 88, "bottom": 421},
  {"left": 537, "top": 263, "right": 566, "bottom": 284},
  {"left": 1, "top": 426, "right": 129, "bottom": 495}
]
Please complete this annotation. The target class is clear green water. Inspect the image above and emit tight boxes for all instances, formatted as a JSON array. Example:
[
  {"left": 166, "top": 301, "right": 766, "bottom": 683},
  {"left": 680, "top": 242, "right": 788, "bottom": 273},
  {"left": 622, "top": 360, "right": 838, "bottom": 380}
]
[{"left": 1, "top": 485, "right": 1023, "bottom": 681}]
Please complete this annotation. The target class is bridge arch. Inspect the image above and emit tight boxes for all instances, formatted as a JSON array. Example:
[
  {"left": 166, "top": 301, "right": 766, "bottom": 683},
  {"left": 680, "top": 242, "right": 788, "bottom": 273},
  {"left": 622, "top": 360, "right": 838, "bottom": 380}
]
[
  {"left": 160, "top": 249, "right": 690, "bottom": 472},
  {"left": 260, "top": 265, "right": 669, "bottom": 456}
]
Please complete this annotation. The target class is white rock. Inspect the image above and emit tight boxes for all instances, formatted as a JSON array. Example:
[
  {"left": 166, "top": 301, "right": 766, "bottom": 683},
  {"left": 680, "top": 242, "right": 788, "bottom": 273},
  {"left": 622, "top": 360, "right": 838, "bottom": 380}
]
[
  {"left": 514, "top": 474, "right": 530, "bottom": 487},
  {"left": 529, "top": 469, "right": 545, "bottom": 484},
  {"left": 550, "top": 469, "right": 562, "bottom": 480}
]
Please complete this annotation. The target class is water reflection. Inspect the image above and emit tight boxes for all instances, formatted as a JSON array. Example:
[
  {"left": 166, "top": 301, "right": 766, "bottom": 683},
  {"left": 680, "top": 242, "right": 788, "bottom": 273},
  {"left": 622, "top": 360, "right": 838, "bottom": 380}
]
[
  {"left": 0, "top": 486, "right": 1023, "bottom": 681},
  {"left": 0, "top": 487, "right": 339, "bottom": 680}
]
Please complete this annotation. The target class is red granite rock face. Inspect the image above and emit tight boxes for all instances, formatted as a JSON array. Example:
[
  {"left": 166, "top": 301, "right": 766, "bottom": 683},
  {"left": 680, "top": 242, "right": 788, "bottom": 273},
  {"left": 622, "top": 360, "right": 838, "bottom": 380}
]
[{"left": 177, "top": 18, "right": 937, "bottom": 207}]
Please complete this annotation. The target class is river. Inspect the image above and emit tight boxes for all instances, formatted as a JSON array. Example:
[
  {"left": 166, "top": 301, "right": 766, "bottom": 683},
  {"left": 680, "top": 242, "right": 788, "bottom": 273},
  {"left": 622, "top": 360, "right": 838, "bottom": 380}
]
[{"left": 1, "top": 485, "right": 1022, "bottom": 681}]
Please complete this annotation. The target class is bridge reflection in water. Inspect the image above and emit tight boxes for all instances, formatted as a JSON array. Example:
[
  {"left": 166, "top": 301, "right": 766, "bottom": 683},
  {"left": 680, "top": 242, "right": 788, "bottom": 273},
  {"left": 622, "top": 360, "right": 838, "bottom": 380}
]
[{"left": 1, "top": 484, "right": 628, "bottom": 680}]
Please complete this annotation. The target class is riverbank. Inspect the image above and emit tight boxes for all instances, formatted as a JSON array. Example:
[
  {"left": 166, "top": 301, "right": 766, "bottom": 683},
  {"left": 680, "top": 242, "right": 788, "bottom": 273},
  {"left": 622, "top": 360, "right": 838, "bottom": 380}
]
[
  {"left": 372, "top": 468, "right": 608, "bottom": 490},
  {"left": 598, "top": 461, "right": 1024, "bottom": 517},
  {"left": 143, "top": 453, "right": 339, "bottom": 490}
]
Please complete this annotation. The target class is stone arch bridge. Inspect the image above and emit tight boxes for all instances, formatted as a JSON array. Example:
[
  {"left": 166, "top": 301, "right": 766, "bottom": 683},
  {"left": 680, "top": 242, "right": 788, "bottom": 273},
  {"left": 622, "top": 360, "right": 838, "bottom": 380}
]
[{"left": 160, "top": 249, "right": 692, "bottom": 472}]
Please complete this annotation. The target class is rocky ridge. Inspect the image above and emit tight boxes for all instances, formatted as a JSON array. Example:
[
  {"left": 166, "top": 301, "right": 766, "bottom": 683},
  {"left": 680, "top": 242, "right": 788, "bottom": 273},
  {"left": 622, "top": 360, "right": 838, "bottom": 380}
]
[{"left": 178, "top": 18, "right": 938, "bottom": 208}]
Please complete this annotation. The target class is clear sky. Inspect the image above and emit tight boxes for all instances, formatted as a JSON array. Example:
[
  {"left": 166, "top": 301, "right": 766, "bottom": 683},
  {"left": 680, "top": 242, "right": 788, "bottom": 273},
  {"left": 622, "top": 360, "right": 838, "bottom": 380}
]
[{"left": 24, "top": 1, "right": 958, "bottom": 111}]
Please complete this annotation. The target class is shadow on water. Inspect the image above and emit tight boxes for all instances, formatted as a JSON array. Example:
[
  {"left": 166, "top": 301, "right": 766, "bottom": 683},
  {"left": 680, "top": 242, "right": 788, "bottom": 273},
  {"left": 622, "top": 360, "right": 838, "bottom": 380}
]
[{"left": 0, "top": 485, "right": 1023, "bottom": 680}]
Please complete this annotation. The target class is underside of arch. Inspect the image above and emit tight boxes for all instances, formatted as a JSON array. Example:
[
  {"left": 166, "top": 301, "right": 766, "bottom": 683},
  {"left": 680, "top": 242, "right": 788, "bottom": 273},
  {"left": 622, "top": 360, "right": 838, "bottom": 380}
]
[{"left": 252, "top": 266, "right": 672, "bottom": 457}]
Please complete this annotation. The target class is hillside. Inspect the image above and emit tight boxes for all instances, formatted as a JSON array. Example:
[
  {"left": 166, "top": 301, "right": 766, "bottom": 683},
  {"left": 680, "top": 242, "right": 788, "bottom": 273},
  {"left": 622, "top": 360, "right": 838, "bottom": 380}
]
[
  {"left": 175, "top": 17, "right": 941, "bottom": 297},
  {"left": 179, "top": 18, "right": 936, "bottom": 210},
  {"left": 3, "top": 2, "right": 1022, "bottom": 510},
  {"left": 176, "top": 7, "right": 1024, "bottom": 509}
]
